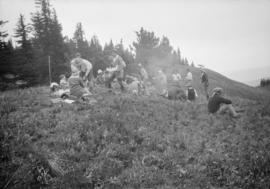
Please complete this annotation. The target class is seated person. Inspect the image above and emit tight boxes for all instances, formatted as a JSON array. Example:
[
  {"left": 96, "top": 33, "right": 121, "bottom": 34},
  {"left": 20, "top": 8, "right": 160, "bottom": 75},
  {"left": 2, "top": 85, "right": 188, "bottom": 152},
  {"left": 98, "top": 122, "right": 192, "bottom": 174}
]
[
  {"left": 68, "top": 67, "right": 91, "bottom": 101},
  {"left": 208, "top": 87, "right": 239, "bottom": 117},
  {"left": 59, "top": 74, "right": 69, "bottom": 89},
  {"left": 168, "top": 87, "right": 186, "bottom": 101},
  {"left": 95, "top": 69, "right": 104, "bottom": 85},
  {"left": 186, "top": 86, "right": 198, "bottom": 101}
]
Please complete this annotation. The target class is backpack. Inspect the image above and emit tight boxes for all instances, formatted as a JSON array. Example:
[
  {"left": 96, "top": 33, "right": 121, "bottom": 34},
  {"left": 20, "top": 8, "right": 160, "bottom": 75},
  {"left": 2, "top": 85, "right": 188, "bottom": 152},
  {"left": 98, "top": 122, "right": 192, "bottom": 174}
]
[{"left": 187, "top": 88, "right": 196, "bottom": 101}]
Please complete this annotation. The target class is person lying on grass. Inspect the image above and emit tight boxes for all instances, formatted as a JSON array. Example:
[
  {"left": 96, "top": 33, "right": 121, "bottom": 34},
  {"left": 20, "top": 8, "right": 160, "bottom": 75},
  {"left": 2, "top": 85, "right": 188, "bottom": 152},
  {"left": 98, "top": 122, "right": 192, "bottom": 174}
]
[
  {"left": 208, "top": 87, "right": 240, "bottom": 118},
  {"left": 68, "top": 65, "right": 92, "bottom": 101}
]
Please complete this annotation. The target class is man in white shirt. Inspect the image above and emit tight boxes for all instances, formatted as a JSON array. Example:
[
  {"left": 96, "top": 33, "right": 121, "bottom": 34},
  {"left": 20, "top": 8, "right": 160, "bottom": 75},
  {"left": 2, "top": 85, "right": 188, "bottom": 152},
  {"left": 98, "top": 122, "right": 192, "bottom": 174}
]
[
  {"left": 70, "top": 53, "right": 93, "bottom": 89},
  {"left": 185, "top": 68, "right": 193, "bottom": 86},
  {"left": 106, "top": 52, "right": 126, "bottom": 92}
]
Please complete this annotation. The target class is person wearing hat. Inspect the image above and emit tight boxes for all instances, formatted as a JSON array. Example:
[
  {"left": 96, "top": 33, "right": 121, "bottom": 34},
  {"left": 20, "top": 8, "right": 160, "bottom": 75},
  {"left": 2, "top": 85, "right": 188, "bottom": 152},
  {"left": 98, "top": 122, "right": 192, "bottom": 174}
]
[
  {"left": 208, "top": 87, "right": 239, "bottom": 117},
  {"left": 70, "top": 53, "right": 93, "bottom": 90},
  {"left": 106, "top": 52, "right": 126, "bottom": 92},
  {"left": 200, "top": 69, "right": 209, "bottom": 100}
]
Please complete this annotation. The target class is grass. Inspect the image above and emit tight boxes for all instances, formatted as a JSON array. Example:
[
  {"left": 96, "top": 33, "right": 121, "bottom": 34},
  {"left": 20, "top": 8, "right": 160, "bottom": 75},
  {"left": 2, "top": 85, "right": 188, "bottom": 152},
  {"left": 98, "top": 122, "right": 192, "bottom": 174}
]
[{"left": 0, "top": 86, "right": 270, "bottom": 189}]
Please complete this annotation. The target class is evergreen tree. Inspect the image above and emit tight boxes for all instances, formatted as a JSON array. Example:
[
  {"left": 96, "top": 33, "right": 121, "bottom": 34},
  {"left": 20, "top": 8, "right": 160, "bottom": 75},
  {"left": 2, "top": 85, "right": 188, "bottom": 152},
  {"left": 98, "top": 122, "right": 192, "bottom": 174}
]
[
  {"left": 73, "top": 22, "right": 89, "bottom": 59},
  {"left": 89, "top": 35, "right": 105, "bottom": 75},
  {"left": 0, "top": 20, "right": 14, "bottom": 74},
  {"left": 13, "top": 14, "right": 35, "bottom": 80},
  {"left": 0, "top": 20, "right": 8, "bottom": 50},
  {"left": 133, "top": 27, "right": 160, "bottom": 66},
  {"left": 31, "top": 0, "right": 67, "bottom": 83},
  {"left": 115, "top": 39, "right": 134, "bottom": 65},
  {"left": 158, "top": 36, "right": 173, "bottom": 57}
]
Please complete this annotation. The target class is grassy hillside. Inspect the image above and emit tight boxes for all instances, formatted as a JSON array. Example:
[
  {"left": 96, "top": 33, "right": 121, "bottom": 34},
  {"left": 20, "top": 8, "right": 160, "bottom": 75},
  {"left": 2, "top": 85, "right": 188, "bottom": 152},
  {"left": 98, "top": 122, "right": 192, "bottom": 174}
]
[
  {"left": 1, "top": 86, "right": 270, "bottom": 189},
  {"left": 158, "top": 64, "right": 270, "bottom": 101}
]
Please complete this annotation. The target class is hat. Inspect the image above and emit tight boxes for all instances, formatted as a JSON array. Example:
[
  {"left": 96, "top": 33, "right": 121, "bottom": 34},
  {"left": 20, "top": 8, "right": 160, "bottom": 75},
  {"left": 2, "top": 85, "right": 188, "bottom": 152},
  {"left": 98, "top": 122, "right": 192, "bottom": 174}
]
[
  {"left": 59, "top": 74, "right": 66, "bottom": 79},
  {"left": 50, "top": 82, "right": 59, "bottom": 88},
  {"left": 212, "top": 87, "right": 223, "bottom": 95}
]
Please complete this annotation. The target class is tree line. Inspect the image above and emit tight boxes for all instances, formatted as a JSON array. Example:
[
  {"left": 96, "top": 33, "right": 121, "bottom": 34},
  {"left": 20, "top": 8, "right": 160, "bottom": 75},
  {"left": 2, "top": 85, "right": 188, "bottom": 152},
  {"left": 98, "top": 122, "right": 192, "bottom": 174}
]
[{"left": 0, "top": 0, "right": 192, "bottom": 86}]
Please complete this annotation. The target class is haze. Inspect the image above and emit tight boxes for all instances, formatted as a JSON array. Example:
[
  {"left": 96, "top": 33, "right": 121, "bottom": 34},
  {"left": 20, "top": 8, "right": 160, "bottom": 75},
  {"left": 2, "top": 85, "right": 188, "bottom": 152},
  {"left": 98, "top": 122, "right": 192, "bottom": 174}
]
[{"left": 1, "top": 0, "right": 270, "bottom": 85}]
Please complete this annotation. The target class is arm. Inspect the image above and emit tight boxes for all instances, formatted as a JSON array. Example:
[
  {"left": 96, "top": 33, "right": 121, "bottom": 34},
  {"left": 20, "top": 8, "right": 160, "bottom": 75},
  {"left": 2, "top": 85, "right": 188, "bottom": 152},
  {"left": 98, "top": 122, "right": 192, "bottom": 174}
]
[
  {"left": 219, "top": 96, "right": 232, "bottom": 104},
  {"left": 84, "top": 60, "right": 92, "bottom": 78},
  {"left": 79, "top": 78, "right": 85, "bottom": 87}
]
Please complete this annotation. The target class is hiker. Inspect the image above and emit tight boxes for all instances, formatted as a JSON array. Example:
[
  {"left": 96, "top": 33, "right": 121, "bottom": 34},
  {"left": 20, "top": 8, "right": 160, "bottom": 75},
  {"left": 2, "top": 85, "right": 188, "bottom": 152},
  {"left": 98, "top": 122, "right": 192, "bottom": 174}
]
[
  {"left": 200, "top": 69, "right": 209, "bottom": 100},
  {"left": 95, "top": 69, "right": 104, "bottom": 85},
  {"left": 105, "top": 52, "right": 126, "bottom": 92},
  {"left": 70, "top": 53, "right": 93, "bottom": 90},
  {"left": 185, "top": 68, "right": 193, "bottom": 87},
  {"left": 167, "top": 86, "right": 186, "bottom": 100},
  {"left": 208, "top": 87, "right": 239, "bottom": 118},
  {"left": 68, "top": 66, "right": 91, "bottom": 101},
  {"left": 138, "top": 63, "right": 150, "bottom": 95},
  {"left": 138, "top": 63, "right": 149, "bottom": 82},
  {"left": 186, "top": 86, "right": 198, "bottom": 101},
  {"left": 153, "top": 69, "right": 167, "bottom": 96}
]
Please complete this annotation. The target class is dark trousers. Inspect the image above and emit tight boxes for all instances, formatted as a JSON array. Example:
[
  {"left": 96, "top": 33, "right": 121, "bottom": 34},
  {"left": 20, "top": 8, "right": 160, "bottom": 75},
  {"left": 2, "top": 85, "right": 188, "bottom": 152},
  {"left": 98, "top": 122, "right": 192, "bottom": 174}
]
[
  {"left": 203, "top": 84, "right": 209, "bottom": 100},
  {"left": 106, "top": 72, "right": 125, "bottom": 91}
]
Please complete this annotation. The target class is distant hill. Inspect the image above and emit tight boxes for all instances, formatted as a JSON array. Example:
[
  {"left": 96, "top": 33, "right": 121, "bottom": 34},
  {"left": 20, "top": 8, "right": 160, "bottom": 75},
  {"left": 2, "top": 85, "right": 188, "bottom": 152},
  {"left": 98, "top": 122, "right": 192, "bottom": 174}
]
[
  {"left": 224, "top": 66, "right": 270, "bottom": 87},
  {"left": 139, "top": 64, "right": 270, "bottom": 101}
]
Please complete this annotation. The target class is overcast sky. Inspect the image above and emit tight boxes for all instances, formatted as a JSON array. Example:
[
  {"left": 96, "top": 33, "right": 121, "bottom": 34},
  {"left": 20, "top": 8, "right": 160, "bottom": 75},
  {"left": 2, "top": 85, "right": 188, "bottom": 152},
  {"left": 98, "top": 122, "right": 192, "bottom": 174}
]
[{"left": 1, "top": 0, "right": 270, "bottom": 83}]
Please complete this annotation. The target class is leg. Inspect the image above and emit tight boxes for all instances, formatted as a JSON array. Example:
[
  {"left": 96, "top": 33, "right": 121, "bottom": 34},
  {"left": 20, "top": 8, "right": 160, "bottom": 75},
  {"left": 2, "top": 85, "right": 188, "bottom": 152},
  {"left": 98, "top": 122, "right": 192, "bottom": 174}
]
[
  {"left": 106, "top": 72, "right": 116, "bottom": 89},
  {"left": 204, "top": 85, "right": 209, "bottom": 100},
  {"left": 117, "top": 77, "right": 125, "bottom": 92},
  {"left": 219, "top": 104, "right": 239, "bottom": 117}
]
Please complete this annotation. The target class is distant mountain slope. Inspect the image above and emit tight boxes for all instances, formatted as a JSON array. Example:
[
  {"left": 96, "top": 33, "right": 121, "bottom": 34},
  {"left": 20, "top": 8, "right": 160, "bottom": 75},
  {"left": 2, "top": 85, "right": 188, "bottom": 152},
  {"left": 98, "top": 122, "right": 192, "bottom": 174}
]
[
  {"left": 135, "top": 64, "right": 269, "bottom": 101},
  {"left": 188, "top": 66, "right": 269, "bottom": 101}
]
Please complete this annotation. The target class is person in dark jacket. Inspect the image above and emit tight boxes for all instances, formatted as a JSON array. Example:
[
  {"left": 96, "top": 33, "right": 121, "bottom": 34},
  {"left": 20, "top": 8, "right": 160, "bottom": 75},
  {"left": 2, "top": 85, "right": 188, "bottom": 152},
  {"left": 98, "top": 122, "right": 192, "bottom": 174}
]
[
  {"left": 208, "top": 87, "right": 239, "bottom": 117},
  {"left": 200, "top": 69, "right": 209, "bottom": 100}
]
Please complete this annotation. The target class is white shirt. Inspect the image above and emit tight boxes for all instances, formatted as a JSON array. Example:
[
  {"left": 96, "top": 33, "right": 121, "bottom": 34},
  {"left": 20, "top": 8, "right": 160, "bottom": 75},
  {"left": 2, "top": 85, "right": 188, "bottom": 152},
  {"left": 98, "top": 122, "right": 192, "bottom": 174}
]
[{"left": 186, "top": 72, "right": 193, "bottom": 81}]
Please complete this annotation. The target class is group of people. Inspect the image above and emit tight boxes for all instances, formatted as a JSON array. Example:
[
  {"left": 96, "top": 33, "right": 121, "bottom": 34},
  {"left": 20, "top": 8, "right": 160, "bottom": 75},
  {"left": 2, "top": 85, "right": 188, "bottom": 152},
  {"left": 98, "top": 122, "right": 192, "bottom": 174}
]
[{"left": 51, "top": 51, "right": 240, "bottom": 118}]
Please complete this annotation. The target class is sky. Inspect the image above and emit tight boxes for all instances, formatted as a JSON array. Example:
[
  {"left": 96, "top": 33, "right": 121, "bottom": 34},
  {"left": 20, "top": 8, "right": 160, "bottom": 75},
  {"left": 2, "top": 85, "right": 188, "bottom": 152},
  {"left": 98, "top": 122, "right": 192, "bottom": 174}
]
[{"left": 1, "top": 0, "right": 270, "bottom": 85}]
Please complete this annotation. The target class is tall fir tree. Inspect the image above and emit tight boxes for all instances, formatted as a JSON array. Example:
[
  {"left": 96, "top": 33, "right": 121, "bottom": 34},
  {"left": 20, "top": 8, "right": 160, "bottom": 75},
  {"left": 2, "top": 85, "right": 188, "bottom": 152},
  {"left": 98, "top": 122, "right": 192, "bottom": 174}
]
[
  {"left": 73, "top": 22, "right": 90, "bottom": 59},
  {"left": 133, "top": 27, "right": 159, "bottom": 66},
  {"left": 0, "top": 20, "right": 14, "bottom": 74},
  {"left": 13, "top": 14, "right": 35, "bottom": 80},
  {"left": 31, "top": 0, "right": 67, "bottom": 83}
]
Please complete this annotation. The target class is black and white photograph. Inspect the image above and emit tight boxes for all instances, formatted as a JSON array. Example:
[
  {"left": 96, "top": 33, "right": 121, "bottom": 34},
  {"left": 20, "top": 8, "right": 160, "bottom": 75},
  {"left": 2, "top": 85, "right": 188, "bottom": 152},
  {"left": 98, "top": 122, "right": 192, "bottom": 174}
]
[{"left": 0, "top": 0, "right": 270, "bottom": 188}]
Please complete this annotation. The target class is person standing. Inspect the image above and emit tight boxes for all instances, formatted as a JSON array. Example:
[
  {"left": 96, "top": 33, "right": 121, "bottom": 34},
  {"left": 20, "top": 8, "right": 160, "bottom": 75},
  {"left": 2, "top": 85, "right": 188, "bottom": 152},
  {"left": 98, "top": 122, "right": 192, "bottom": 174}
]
[
  {"left": 185, "top": 68, "right": 193, "bottom": 87},
  {"left": 106, "top": 52, "right": 126, "bottom": 92},
  {"left": 154, "top": 69, "right": 168, "bottom": 96},
  {"left": 200, "top": 69, "right": 209, "bottom": 100}
]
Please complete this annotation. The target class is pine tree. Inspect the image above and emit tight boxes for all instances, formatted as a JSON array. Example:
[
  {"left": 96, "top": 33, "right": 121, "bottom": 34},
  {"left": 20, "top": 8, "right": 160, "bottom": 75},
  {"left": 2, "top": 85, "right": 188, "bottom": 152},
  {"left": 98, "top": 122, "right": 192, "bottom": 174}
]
[
  {"left": 0, "top": 20, "right": 14, "bottom": 74},
  {"left": 133, "top": 27, "right": 159, "bottom": 66},
  {"left": 13, "top": 14, "right": 35, "bottom": 79},
  {"left": 73, "top": 22, "right": 89, "bottom": 59},
  {"left": 0, "top": 20, "right": 8, "bottom": 50},
  {"left": 31, "top": 0, "right": 67, "bottom": 83}
]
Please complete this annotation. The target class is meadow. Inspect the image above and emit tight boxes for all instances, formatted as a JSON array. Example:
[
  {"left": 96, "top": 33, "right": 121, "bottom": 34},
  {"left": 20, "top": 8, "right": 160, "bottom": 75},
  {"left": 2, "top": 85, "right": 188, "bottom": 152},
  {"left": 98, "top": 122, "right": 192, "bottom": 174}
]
[{"left": 0, "top": 86, "right": 270, "bottom": 189}]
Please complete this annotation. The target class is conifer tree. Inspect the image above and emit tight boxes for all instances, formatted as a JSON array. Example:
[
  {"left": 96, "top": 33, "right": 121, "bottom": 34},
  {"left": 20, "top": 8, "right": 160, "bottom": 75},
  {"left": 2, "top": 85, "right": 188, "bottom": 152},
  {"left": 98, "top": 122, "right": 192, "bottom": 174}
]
[{"left": 31, "top": 0, "right": 67, "bottom": 82}]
